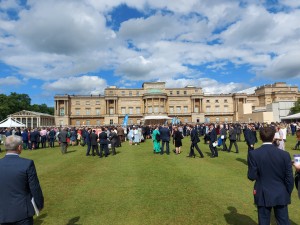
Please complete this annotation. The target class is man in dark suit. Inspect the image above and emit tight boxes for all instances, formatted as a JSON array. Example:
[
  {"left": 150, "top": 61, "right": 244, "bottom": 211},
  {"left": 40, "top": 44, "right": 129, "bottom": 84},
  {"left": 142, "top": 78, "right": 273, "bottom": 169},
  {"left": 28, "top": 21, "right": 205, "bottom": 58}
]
[
  {"left": 228, "top": 124, "right": 239, "bottom": 153},
  {"left": 244, "top": 123, "right": 256, "bottom": 151},
  {"left": 90, "top": 130, "right": 100, "bottom": 156},
  {"left": 98, "top": 127, "right": 109, "bottom": 157},
  {"left": 188, "top": 125, "right": 204, "bottom": 158},
  {"left": 85, "top": 128, "right": 92, "bottom": 156},
  {"left": 219, "top": 124, "right": 228, "bottom": 151},
  {"left": 208, "top": 124, "right": 218, "bottom": 158},
  {"left": 160, "top": 124, "right": 171, "bottom": 155},
  {"left": 248, "top": 127, "right": 293, "bottom": 225},
  {"left": 0, "top": 135, "right": 44, "bottom": 225}
]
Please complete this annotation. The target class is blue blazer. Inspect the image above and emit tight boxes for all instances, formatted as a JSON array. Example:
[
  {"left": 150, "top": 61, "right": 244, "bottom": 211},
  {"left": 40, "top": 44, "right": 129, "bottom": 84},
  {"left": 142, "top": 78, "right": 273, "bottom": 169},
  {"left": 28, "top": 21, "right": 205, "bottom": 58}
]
[
  {"left": 0, "top": 155, "right": 44, "bottom": 223},
  {"left": 248, "top": 144, "right": 294, "bottom": 207},
  {"left": 209, "top": 128, "right": 217, "bottom": 142},
  {"left": 159, "top": 127, "right": 170, "bottom": 142},
  {"left": 244, "top": 128, "right": 256, "bottom": 145},
  {"left": 191, "top": 128, "right": 200, "bottom": 144}
]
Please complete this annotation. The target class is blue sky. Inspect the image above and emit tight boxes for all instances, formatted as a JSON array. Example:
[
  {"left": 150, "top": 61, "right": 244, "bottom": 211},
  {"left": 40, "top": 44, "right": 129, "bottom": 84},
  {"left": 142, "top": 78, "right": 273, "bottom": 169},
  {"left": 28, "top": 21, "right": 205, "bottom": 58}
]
[{"left": 0, "top": 0, "right": 300, "bottom": 106}]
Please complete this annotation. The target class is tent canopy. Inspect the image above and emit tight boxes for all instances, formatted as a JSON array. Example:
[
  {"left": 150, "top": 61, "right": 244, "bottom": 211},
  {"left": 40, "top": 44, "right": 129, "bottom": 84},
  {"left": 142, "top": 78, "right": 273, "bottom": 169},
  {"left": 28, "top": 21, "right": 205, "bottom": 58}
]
[
  {"left": 0, "top": 117, "right": 26, "bottom": 128},
  {"left": 281, "top": 112, "right": 300, "bottom": 120},
  {"left": 142, "top": 115, "right": 173, "bottom": 125},
  {"left": 143, "top": 115, "right": 172, "bottom": 120}
]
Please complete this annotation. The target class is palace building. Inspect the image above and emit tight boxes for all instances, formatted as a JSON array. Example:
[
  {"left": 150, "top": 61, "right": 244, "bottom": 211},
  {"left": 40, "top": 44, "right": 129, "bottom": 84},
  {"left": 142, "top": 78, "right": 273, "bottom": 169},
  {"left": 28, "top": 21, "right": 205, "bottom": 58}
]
[{"left": 54, "top": 82, "right": 300, "bottom": 126}]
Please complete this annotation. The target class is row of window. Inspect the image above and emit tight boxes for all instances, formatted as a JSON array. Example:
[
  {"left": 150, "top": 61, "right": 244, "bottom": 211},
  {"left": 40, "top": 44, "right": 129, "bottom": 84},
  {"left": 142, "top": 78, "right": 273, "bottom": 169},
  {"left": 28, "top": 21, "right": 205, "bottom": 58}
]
[
  {"left": 206, "top": 99, "right": 228, "bottom": 103},
  {"left": 59, "top": 105, "right": 230, "bottom": 116},
  {"left": 72, "top": 98, "right": 229, "bottom": 106}
]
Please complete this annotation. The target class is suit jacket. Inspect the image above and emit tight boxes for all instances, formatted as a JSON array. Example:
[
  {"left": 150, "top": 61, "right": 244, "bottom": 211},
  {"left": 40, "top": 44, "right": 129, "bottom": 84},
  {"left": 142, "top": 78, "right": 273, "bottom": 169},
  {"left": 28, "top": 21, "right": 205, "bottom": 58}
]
[
  {"left": 248, "top": 144, "right": 294, "bottom": 207},
  {"left": 209, "top": 128, "right": 217, "bottom": 142},
  {"left": 117, "top": 127, "right": 124, "bottom": 136},
  {"left": 191, "top": 128, "right": 200, "bottom": 144},
  {"left": 109, "top": 132, "right": 119, "bottom": 144},
  {"left": 0, "top": 155, "right": 44, "bottom": 223},
  {"left": 220, "top": 128, "right": 227, "bottom": 138},
  {"left": 244, "top": 128, "right": 256, "bottom": 145},
  {"left": 90, "top": 132, "right": 98, "bottom": 145},
  {"left": 159, "top": 127, "right": 170, "bottom": 142},
  {"left": 228, "top": 128, "right": 237, "bottom": 141},
  {"left": 98, "top": 131, "right": 108, "bottom": 144},
  {"left": 58, "top": 130, "right": 68, "bottom": 143}
]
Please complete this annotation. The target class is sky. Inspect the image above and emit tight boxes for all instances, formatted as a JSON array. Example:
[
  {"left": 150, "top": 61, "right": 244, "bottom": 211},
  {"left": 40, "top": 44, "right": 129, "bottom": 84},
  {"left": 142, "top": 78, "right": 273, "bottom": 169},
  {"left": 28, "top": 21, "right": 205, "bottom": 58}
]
[{"left": 0, "top": 0, "right": 300, "bottom": 107}]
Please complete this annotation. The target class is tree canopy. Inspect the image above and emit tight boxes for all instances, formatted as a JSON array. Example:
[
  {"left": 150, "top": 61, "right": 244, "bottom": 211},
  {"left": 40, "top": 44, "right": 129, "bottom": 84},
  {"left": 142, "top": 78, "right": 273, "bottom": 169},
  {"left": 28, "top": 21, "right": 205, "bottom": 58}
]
[
  {"left": 290, "top": 98, "right": 300, "bottom": 114},
  {"left": 0, "top": 92, "right": 54, "bottom": 121}
]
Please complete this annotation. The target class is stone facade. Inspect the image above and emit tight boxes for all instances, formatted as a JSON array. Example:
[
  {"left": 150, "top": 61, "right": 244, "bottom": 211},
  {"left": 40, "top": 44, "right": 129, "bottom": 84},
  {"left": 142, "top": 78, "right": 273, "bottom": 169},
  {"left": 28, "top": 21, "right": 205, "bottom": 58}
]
[
  {"left": 10, "top": 110, "right": 55, "bottom": 128},
  {"left": 54, "top": 82, "right": 300, "bottom": 126}
]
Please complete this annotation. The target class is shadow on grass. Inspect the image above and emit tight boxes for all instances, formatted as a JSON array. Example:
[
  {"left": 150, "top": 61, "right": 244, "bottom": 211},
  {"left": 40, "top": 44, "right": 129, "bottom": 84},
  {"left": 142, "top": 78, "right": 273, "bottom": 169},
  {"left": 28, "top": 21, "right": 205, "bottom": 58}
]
[
  {"left": 66, "top": 216, "right": 81, "bottom": 225},
  {"left": 66, "top": 150, "right": 77, "bottom": 154},
  {"left": 224, "top": 207, "right": 256, "bottom": 225},
  {"left": 236, "top": 158, "right": 248, "bottom": 166},
  {"left": 34, "top": 213, "right": 47, "bottom": 225}
]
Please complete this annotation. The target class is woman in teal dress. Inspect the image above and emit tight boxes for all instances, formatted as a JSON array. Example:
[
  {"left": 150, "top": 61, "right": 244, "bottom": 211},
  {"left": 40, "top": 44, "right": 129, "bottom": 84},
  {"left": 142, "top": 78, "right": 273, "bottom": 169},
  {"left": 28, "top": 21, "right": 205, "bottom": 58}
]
[{"left": 152, "top": 126, "right": 161, "bottom": 153}]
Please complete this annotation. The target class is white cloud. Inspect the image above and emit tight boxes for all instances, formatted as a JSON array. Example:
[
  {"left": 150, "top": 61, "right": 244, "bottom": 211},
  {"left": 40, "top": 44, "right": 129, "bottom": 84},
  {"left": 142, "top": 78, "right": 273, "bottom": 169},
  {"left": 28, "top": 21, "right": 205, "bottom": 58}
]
[
  {"left": 15, "top": 1, "right": 112, "bottom": 55},
  {"left": 162, "top": 78, "right": 248, "bottom": 94},
  {"left": 0, "top": 76, "right": 22, "bottom": 86},
  {"left": 0, "top": 0, "right": 299, "bottom": 90},
  {"left": 42, "top": 76, "right": 107, "bottom": 95},
  {"left": 260, "top": 51, "right": 300, "bottom": 79}
]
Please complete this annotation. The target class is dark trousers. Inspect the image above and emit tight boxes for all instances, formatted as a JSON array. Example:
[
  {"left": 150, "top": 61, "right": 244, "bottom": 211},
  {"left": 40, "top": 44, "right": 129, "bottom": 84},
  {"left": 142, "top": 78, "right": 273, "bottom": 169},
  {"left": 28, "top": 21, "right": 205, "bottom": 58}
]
[
  {"left": 91, "top": 144, "right": 100, "bottom": 156},
  {"left": 294, "top": 140, "right": 300, "bottom": 149},
  {"left": 189, "top": 142, "right": 204, "bottom": 157},
  {"left": 86, "top": 144, "right": 91, "bottom": 155},
  {"left": 61, "top": 142, "right": 67, "bottom": 154},
  {"left": 161, "top": 141, "right": 170, "bottom": 154},
  {"left": 30, "top": 141, "right": 36, "bottom": 149},
  {"left": 49, "top": 138, "right": 55, "bottom": 148},
  {"left": 41, "top": 136, "right": 46, "bottom": 148},
  {"left": 1, "top": 216, "right": 33, "bottom": 225},
  {"left": 23, "top": 141, "right": 28, "bottom": 150},
  {"left": 257, "top": 205, "right": 289, "bottom": 225},
  {"left": 209, "top": 142, "right": 218, "bottom": 157},
  {"left": 110, "top": 143, "right": 116, "bottom": 155},
  {"left": 236, "top": 133, "right": 241, "bottom": 141},
  {"left": 222, "top": 138, "right": 228, "bottom": 151},
  {"left": 228, "top": 140, "right": 239, "bottom": 152},
  {"left": 100, "top": 143, "right": 109, "bottom": 157}
]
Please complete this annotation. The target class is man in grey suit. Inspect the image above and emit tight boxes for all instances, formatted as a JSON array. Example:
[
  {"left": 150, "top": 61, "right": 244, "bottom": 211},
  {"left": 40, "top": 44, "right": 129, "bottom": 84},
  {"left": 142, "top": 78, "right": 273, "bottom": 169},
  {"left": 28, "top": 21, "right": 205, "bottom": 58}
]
[
  {"left": 0, "top": 135, "right": 44, "bottom": 225},
  {"left": 58, "top": 128, "right": 68, "bottom": 154}
]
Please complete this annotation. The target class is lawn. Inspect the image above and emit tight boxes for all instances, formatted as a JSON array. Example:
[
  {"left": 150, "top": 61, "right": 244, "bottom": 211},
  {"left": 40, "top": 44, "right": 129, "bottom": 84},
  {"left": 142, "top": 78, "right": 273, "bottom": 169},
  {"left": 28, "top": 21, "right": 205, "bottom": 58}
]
[{"left": 1, "top": 135, "right": 300, "bottom": 225}]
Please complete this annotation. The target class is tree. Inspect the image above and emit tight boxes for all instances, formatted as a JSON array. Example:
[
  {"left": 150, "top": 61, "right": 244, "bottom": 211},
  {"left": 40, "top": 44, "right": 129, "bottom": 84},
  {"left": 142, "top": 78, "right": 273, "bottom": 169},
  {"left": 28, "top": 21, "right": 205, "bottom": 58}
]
[
  {"left": 290, "top": 98, "right": 300, "bottom": 114},
  {"left": 0, "top": 92, "right": 54, "bottom": 121}
]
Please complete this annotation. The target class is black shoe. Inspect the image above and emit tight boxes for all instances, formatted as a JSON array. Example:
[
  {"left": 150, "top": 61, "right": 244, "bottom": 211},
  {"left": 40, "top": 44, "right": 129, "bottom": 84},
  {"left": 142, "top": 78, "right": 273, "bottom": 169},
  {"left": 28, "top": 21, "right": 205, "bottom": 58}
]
[
  {"left": 210, "top": 155, "right": 215, "bottom": 158},
  {"left": 235, "top": 151, "right": 239, "bottom": 153}
]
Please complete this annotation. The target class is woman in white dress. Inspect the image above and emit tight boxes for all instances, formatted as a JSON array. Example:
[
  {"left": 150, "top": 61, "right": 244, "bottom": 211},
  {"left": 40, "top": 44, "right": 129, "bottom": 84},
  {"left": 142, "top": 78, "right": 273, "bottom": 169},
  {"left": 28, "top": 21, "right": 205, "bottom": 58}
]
[{"left": 273, "top": 125, "right": 284, "bottom": 150}]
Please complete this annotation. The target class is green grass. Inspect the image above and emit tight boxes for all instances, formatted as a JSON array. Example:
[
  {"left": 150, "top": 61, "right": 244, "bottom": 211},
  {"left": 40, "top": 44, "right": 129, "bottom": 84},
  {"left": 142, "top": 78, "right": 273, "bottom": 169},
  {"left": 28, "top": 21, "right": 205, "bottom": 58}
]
[{"left": 1, "top": 135, "right": 300, "bottom": 225}]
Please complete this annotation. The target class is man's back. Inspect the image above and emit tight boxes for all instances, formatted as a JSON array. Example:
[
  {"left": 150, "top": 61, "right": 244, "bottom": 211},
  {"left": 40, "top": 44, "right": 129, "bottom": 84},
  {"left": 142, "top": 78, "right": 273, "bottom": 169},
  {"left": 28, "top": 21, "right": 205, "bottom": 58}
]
[
  {"left": 0, "top": 155, "right": 44, "bottom": 223},
  {"left": 160, "top": 127, "right": 170, "bottom": 141},
  {"left": 248, "top": 144, "right": 293, "bottom": 207}
]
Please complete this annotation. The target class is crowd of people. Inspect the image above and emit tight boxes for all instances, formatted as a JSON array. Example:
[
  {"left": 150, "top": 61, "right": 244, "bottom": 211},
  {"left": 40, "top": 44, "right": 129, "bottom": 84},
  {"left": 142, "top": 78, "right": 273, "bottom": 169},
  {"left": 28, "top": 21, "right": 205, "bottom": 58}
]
[
  {"left": 1, "top": 121, "right": 300, "bottom": 225},
  {"left": 0, "top": 121, "right": 299, "bottom": 157}
]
